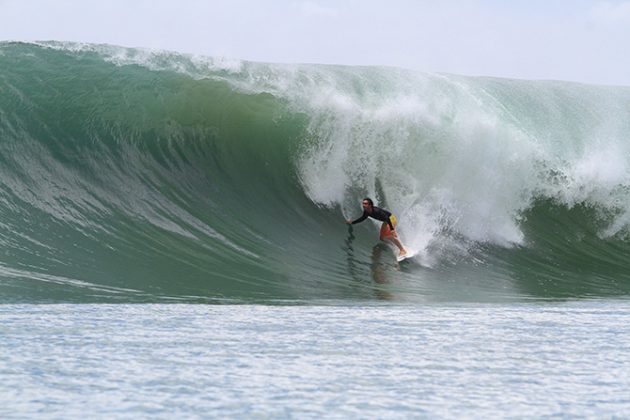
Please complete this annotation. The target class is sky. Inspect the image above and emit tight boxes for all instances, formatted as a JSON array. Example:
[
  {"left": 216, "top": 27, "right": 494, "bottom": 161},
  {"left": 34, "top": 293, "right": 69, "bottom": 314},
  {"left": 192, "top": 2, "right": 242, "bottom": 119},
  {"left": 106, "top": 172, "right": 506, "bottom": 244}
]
[{"left": 1, "top": 0, "right": 630, "bottom": 86}]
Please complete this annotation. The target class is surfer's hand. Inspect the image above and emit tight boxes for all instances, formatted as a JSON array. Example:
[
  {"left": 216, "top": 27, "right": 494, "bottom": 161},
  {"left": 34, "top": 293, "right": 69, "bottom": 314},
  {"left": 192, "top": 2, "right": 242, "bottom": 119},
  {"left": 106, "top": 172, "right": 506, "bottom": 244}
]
[{"left": 346, "top": 219, "right": 352, "bottom": 224}]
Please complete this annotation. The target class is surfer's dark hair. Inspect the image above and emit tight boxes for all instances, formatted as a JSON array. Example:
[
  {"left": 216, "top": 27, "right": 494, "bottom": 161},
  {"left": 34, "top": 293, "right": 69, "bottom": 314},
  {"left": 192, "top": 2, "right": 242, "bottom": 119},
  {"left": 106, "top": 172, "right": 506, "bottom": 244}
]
[{"left": 363, "top": 198, "right": 374, "bottom": 206}]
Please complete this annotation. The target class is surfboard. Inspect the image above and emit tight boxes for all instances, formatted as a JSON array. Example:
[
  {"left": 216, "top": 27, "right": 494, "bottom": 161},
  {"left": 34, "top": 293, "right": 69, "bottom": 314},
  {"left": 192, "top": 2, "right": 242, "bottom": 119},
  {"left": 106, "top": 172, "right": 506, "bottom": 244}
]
[{"left": 396, "top": 249, "right": 416, "bottom": 262}]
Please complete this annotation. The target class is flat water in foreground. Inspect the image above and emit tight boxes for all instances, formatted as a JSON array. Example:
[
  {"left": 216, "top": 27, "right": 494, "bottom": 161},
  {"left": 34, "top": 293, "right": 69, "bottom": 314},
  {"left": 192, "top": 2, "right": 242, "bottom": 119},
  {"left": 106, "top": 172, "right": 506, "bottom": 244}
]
[{"left": 2, "top": 302, "right": 630, "bottom": 418}]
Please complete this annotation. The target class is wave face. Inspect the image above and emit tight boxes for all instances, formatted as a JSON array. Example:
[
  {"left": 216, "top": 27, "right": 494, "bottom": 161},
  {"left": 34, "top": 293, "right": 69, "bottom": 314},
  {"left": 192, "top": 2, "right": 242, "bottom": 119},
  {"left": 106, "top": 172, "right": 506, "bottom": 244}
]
[{"left": 2, "top": 42, "right": 630, "bottom": 302}]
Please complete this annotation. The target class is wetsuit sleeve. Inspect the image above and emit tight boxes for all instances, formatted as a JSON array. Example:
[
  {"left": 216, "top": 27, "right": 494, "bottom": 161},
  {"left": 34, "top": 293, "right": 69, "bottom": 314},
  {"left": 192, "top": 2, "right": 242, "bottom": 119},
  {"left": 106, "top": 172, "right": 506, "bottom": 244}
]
[{"left": 351, "top": 211, "right": 368, "bottom": 225}]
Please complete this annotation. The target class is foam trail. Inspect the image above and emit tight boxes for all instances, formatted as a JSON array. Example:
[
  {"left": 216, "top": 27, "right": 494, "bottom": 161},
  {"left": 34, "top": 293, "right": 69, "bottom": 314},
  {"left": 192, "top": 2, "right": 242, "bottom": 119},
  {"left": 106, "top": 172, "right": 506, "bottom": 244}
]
[{"left": 2, "top": 41, "right": 630, "bottom": 302}]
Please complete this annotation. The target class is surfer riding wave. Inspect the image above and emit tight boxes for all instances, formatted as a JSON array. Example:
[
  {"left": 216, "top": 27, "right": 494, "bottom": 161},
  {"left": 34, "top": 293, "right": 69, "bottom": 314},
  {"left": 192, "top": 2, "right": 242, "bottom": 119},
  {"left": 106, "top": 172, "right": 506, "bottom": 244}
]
[{"left": 346, "top": 198, "right": 408, "bottom": 259}]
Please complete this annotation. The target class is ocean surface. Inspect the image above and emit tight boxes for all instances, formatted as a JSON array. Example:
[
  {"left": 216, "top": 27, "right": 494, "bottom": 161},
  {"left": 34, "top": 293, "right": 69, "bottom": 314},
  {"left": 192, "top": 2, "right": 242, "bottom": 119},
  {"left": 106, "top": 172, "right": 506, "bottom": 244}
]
[
  {"left": 2, "top": 303, "right": 630, "bottom": 418},
  {"left": 1, "top": 42, "right": 630, "bottom": 417}
]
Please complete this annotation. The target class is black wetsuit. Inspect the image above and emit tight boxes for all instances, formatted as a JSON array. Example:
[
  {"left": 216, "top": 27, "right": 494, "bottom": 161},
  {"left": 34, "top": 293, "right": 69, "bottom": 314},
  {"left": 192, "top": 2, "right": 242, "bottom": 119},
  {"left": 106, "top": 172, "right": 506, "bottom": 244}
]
[{"left": 351, "top": 206, "right": 394, "bottom": 230}]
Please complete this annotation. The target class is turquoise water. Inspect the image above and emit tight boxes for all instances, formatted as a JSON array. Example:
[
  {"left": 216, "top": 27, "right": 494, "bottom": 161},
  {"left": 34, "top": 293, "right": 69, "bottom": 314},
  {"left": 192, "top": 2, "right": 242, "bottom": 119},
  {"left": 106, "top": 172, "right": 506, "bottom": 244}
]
[
  {"left": 2, "top": 42, "right": 630, "bottom": 302},
  {"left": 2, "top": 302, "right": 630, "bottom": 418},
  {"left": 2, "top": 42, "right": 630, "bottom": 417}
]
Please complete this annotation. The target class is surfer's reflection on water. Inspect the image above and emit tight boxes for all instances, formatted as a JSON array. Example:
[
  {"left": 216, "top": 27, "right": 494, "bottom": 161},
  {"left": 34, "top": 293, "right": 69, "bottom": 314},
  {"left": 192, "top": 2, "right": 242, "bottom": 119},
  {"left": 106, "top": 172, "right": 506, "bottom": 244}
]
[
  {"left": 344, "top": 225, "right": 396, "bottom": 300},
  {"left": 370, "top": 243, "right": 396, "bottom": 300},
  {"left": 371, "top": 243, "right": 397, "bottom": 284}
]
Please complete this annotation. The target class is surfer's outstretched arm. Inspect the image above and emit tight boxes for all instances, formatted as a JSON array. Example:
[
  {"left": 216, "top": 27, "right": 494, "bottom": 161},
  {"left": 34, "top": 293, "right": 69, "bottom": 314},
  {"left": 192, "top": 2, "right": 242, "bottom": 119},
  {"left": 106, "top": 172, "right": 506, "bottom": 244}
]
[{"left": 347, "top": 211, "right": 368, "bottom": 225}]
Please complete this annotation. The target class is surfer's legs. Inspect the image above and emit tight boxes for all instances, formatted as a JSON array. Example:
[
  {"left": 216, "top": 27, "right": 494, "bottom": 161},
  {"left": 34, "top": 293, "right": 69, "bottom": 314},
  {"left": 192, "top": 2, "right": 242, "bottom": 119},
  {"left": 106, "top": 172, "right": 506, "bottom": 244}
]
[
  {"left": 386, "top": 235, "right": 406, "bottom": 255},
  {"left": 380, "top": 222, "right": 407, "bottom": 255}
]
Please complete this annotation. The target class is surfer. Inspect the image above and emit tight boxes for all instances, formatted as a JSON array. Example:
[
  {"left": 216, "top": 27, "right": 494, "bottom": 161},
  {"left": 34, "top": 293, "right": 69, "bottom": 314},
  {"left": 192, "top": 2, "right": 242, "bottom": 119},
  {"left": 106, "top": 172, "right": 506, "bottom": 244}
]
[{"left": 346, "top": 198, "right": 408, "bottom": 259}]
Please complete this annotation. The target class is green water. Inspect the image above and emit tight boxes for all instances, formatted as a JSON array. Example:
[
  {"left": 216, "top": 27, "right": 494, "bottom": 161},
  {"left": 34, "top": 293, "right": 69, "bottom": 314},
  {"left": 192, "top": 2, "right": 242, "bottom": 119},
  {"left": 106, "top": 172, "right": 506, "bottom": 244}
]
[
  {"left": 2, "top": 42, "right": 630, "bottom": 302},
  {"left": 2, "top": 41, "right": 630, "bottom": 418}
]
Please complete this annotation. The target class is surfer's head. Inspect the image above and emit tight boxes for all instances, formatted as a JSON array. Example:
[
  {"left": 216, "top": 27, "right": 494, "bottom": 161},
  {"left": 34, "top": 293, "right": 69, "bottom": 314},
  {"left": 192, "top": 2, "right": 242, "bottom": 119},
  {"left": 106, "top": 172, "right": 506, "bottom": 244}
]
[{"left": 362, "top": 198, "right": 374, "bottom": 211}]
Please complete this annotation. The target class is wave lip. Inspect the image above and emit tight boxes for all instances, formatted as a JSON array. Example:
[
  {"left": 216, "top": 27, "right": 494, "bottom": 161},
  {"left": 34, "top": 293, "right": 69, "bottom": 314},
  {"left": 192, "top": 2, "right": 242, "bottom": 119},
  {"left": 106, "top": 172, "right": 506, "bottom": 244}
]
[{"left": 2, "top": 42, "right": 630, "bottom": 302}]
